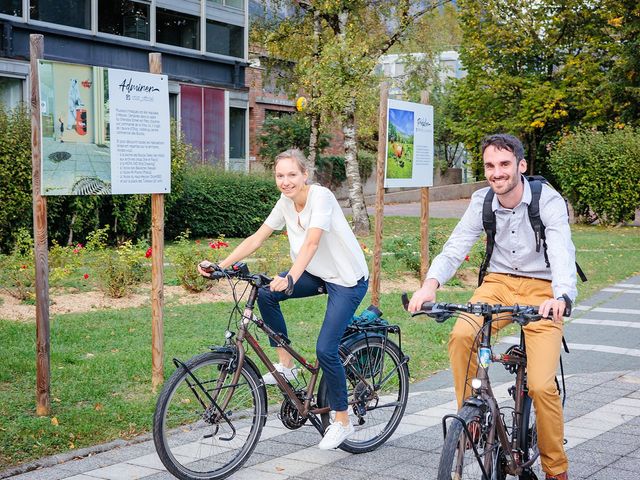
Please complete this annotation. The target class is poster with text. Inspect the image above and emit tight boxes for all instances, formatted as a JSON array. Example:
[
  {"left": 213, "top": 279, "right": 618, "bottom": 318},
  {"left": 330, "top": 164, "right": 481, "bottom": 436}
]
[
  {"left": 39, "top": 60, "right": 170, "bottom": 195},
  {"left": 384, "top": 99, "right": 433, "bottom": 188},
  {"left": 108, "top": 68, "right": 170, "bottom": 194}
]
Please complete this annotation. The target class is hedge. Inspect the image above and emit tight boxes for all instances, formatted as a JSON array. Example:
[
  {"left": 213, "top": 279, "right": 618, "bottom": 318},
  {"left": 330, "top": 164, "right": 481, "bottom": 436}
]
[
  {"left": 549, "top": 128, "right": 640, "bottom": 225},
  {"left": 166, "top": 166, "right": 280, "bottom": 239}
]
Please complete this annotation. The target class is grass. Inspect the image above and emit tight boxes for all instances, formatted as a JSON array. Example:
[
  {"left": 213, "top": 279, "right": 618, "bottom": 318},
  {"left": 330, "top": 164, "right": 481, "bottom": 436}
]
[{"left": 0, "top": 219, "right": 639, "bottom": 468}]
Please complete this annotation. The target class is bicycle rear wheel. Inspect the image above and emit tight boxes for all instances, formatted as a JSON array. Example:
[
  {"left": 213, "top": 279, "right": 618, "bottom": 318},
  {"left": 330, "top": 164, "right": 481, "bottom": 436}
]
[
  {"left": 438, "top": 404, "right": 494, "bottom": 480},
  {"left": 318, "top": 336, "right": 409, "bottom": 453},
  {"left": 153, "top": 352, "right": 266, "bottom": 480}
]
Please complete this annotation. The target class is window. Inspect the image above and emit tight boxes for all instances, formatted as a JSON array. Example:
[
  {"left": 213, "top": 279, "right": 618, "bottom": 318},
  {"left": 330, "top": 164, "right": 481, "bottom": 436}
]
[
  {"left": 0, "top": 77, "right": 23, "bottom": 109},
  {"left": 180, "top": 85, "right": 225, "bottom": 166},
  {"left": 208, "top": 0, "right": 243, "bottom": 10},
  {"left": 156, "top": 8, "right": 199, "bottom": 50},
  {"left": 206, "top": 20, "right": 243, "bottom": 58},
  {"left": 98, "top": 0, "right": 150, "bottom": 41},
  {"left": 30, "top": 0, "right": 91, "bottom": 29},
  {"left": 0, "top": 0, "right": 22, "bottom": 16},
  {"left": 229, "top": 107, "right": 245, "bottom": 160}
]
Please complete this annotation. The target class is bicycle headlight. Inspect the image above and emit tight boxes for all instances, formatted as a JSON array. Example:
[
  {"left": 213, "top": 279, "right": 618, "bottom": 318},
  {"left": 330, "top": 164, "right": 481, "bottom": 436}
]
[{"left": 471, "top": 378, "right": 482, "bottom": 390}]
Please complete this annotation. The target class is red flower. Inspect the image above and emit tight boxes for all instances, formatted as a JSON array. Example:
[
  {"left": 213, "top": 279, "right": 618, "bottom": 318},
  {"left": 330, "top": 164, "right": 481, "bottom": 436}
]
[
  {"left": 21, "top": 265, "right": 27, "bottom": 269},
  {"left": 145, "top": 247, "right": 152, "bottom": 258},
  {"left": 195, "top": 239, "right": 201, "bottom": 245},
  {"left": 83, "top": 273, "right": 89, "bottom": 280},
  {"left": 465, "top": 255, "right": 470, "bottom": 262},
  {"left": 209, "top": 242, "right": 217, "bottom": 249},
  {"left": 73, "top": 248, "right": 79, "bottom": 254}
]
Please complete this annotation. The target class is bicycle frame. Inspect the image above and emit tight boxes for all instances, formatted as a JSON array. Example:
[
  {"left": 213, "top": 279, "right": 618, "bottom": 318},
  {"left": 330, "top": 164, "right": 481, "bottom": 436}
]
[
  {"left": 442, "top": 309, "right": 538, "bottom": 479},
  {"left": 198, "top": 277, "right": 403, "bottom": 437}
]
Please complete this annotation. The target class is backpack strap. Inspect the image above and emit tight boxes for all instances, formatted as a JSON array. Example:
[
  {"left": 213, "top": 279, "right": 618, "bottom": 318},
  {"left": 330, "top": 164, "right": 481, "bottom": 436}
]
[
  {"left": 478, "top": 189, "right": 496, "bottom": 286},
  {"left": 527, "top": 179, "right": 550, "bottom": 268}
]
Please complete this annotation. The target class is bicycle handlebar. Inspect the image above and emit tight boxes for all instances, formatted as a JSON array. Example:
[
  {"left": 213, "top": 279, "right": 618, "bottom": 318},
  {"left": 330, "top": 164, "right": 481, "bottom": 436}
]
[
  {"left": 400, "top": 293, "right": 571, "bottom": 325},
  {"left": 199, "top": 261, "right": 295, "bottom": 295}
]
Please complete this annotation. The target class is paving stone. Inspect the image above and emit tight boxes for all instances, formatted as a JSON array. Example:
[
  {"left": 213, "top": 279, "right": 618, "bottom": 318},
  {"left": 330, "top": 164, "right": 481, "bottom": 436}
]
[
  {"left": 296, "top": 465, "right": 369, "bottom": 480},
  {"left": 586, "top": 467, "right": 640, "bottom": 480},
  {"left": 578, "top": 437, "right": 639, "bottom": 456},
  {"left": 5, "top": 468, "right": 78, "bottom": 480},
  {"left": 337, "top": 445, "right": 417, "bottom": 473},
  {"left": 84, "top": 462, "right": 161, "bottom": 479},
  {"left": 379, "top": 461, "right": 437, "bottom": 480}
]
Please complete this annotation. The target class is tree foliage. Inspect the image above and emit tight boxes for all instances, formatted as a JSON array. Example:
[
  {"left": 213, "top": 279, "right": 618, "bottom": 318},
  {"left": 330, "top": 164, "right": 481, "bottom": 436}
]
[
  {"left": 253, "top": 0, "right": 448, "bottom": 233},
  {"left": 447, "top": 0, "right": 640, "bottom": 177}
]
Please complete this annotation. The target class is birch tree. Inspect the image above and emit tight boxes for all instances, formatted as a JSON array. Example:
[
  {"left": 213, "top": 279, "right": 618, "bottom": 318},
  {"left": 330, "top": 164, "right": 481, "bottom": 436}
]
[{"left": 254, "top": 0, "right": 448, "bottom": 234}]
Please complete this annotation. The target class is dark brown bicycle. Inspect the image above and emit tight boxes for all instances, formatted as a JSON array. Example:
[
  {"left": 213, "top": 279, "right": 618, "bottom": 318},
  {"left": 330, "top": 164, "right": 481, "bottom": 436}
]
[
  {"left": 153, "top": 262, "right": 410, "bottom": 480},
  {"left": 403, "top": 294, "right": 570, "bottom": 480}
]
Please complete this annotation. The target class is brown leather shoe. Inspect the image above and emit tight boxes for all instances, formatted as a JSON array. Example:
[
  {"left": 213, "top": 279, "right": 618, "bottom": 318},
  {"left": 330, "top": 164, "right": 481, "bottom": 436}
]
[{"left": 545, "top": 473, "right": 568, "bottom": 480}]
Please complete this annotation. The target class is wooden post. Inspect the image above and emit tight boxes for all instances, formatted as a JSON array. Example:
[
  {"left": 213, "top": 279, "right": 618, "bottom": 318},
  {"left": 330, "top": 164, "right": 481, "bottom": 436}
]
[
  {"left": 419, "top": 91, "right": 431, "bottom": 282},
  {"left": 30, "top": 34, "right": 51, "bottom": 416},
  {"left": 371, "top": 82, "right": 389, "bottom": 306},
  {"left": 149, "top": 53, "right": 164, "bottom": 391}
]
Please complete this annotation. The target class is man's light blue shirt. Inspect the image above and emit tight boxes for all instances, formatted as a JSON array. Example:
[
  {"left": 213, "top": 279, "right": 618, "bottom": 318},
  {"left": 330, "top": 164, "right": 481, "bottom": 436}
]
[{"left": 427, "top": 177, "right": 578, "bottom": 302}]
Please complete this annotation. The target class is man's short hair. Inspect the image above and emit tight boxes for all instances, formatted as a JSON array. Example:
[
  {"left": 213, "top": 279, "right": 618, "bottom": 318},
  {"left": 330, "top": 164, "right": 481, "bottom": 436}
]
[{"left": 481, "top": 134, "right": 525, "bottom": 162}]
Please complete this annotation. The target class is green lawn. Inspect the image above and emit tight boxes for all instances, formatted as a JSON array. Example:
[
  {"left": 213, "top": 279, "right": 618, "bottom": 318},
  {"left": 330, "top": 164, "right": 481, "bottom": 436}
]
[{"left": 0, "top": 219, "right": 639, "bottom": 468}]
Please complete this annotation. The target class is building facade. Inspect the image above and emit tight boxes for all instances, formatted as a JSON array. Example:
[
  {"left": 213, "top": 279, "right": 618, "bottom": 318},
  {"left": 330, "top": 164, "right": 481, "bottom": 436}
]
[{"left": 0, "top": 0, "right": 249, "bottom": 170}]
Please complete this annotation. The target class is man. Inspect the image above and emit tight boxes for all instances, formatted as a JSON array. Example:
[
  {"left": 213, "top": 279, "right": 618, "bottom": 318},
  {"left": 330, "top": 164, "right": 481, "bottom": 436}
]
[{"left": 408, "top": 133, "right": 577, "bottom": 480}]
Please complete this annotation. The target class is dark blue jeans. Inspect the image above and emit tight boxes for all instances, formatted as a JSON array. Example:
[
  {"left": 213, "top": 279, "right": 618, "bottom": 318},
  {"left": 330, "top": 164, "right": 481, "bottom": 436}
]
[{"left": 257, "top": 271, "right": 368, "bottom": 411}]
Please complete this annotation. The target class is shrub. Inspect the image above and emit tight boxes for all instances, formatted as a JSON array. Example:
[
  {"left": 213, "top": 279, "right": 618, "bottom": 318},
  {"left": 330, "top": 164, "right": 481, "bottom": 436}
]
[
  {"left": 315, "top": 150, "right": 376, "bottom": 190},
  {"left": 170, "top": 231, "right": 229, "bottom": 293},
  {"left": 166, "top": 166, "right": 280, "bottom": 239},
  {"left": 549, "top": 128, "right": 640, "bottom": 225},
  {"left": 258, "top": 114, "right": 329, "bottom": 169},
  {"left": 0, "top": 228, "right": 35, "bottom": 301},
  {"left": 0, "top": 104, "right": 32, "bottom": 254}
]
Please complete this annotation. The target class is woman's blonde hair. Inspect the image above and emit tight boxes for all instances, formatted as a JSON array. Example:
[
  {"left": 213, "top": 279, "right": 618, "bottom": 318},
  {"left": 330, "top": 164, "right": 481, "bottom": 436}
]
[{"left": 274, "top": 149, "right": 308, "bottom": 173}]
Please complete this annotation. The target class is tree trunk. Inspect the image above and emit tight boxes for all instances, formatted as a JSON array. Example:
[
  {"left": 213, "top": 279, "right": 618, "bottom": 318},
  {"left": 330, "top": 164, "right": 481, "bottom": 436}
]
[
  {"left": 343, "top": 98, "right": 370, "bottom": 235},
  {"left": 307, "top": 111, "right": 319, "bottom": 183}
]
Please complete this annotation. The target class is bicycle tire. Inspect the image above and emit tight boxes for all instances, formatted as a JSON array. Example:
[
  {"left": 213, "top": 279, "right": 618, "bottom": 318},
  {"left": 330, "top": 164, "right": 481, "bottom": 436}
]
[
  {"left": 518, "top": 394, "right": 539, "bottom": 479},
  {"left": 438, "top": 404, "right": 493, "bottom": 480},
  {"left": 318, "top": 336, "right": 409, "bottom": 453},
  {"left": 153, "top": 351, "right": 267, "bottom": 480}
]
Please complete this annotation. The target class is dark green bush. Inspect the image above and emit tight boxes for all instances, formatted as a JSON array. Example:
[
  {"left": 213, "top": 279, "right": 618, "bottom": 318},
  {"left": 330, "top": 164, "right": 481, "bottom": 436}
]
[
  {"left": 549, "top": 128, "right": 640, "bottom": 225},
  {"left": 166, "top": 166, "right": 280, "bottom": 238},
  {"left": 258, "top": 113, "right": 329, "bottom": 169},
  {"left": 315, "top": 150, "right": 375, "bottom": 189},
  {"left": 0, "top": 108, "right": 189, "bottom": 251},
  {"left": 0, "top": 104, "right": 32, "bottom": 254}
]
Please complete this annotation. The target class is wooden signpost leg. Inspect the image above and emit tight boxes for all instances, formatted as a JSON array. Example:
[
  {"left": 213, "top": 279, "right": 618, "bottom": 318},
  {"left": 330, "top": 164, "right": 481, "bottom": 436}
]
[
  {"left": 371, "top": 82, "right": 389, "bottom": 307},
  {"left": 149, "top": 53, "right": 164, "bottom": 391},
  {"left": 30, "top": 34, "right": 51, "bottom": 416}
]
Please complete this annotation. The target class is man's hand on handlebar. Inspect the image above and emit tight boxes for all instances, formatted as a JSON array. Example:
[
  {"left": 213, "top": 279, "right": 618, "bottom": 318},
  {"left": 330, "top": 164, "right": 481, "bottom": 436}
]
[
  {"left": 407, "top": 278, "right": 439, "bottom": 313},
  {"left": 539, "top": 297, "right": 567, "bottom": 323}
]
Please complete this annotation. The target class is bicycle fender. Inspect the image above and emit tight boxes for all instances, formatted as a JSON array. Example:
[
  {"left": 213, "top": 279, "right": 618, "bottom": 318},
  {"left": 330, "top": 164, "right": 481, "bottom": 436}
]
[
  {"left": 463, "top": 396, "right": 486, "bottom": 409},
  {"left": 207, "top": 346, "right": 268, "bottom": 416}
]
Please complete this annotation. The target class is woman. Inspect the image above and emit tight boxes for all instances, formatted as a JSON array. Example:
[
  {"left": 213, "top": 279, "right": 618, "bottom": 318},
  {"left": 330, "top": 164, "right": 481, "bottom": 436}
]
[{"left": 198, "top": 149, "right": 369, "bottom": 450}]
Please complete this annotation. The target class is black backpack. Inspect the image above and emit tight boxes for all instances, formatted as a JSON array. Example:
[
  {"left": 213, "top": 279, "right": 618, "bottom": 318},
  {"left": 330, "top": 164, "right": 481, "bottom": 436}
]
[{"left": 478, "top": 175, "right": 588, "bottom": 286}]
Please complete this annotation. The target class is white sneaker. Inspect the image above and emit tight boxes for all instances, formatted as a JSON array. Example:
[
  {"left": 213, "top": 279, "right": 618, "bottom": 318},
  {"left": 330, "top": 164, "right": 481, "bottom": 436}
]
[
  {"left": 318, "top": 421, "right": 355, "bottom": 450},
  {"left": 262, "top": 363, "right": 298, "bottom": 385}
]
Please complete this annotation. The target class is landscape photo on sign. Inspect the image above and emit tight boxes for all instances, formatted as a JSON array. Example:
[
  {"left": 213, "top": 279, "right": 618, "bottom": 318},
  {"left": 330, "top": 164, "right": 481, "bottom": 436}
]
[
  {"left": 386, "top": 108, "right": 415, "bottom": 179},
  {"left": 39, "top": 60, "right": 111, "bottom": 195}
]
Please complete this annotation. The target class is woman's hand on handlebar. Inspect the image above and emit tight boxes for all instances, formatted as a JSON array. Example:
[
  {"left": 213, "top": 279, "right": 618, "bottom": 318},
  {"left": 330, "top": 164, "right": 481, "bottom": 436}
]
[
  {"left": 269, "top": 274, "right": 289, "bottom": 292},
  {"left": 197, "top": 260, "right": 219, "bottom": 278}
]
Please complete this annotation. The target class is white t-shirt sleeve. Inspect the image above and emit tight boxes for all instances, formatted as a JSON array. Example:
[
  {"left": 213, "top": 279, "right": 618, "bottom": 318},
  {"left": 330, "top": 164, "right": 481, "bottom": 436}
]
[
  {"left": 264, "top": 198, "right": 286, "bottom": 230},
  {"left": 307, "top": 188, "right": 332, "bottom": 231}
]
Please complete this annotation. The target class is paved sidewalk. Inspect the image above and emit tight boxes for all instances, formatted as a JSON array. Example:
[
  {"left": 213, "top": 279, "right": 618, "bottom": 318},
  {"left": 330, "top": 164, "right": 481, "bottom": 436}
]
[{"left": 3, "top": 275, "right": 640, "bottom": 479}]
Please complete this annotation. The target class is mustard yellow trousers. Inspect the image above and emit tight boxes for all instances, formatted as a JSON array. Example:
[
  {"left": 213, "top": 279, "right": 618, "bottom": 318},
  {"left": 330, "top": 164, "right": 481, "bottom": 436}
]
[{"left": 448, "top": 273, "right": 568, "bottom": 476}]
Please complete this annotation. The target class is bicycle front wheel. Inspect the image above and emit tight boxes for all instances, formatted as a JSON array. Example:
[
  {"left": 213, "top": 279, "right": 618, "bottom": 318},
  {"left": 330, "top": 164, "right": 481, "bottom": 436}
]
[
  {"left": 319, "top": 336, "right": 409, "bottom": 453},
  {"left": 438, "top": 404, "right": 493, "bottom": 480},
  {"left": 153, "top": 352, "right": 266, "bottom": 480},
  {"left": 518, "top": 394, "right": 540, "bottom": 479}
]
